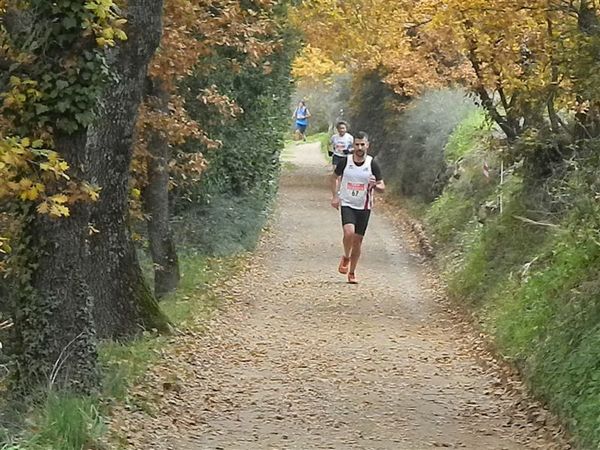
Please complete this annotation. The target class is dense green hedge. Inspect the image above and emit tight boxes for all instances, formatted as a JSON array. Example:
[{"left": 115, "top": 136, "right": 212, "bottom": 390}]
[{"left": 174, "top": 23, "right": 296, "bottom": 255}]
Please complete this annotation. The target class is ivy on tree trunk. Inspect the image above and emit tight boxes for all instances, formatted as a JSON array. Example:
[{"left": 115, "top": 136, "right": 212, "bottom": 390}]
[{"left": 15, "top": 132, "right": 99, "bottom": 393}]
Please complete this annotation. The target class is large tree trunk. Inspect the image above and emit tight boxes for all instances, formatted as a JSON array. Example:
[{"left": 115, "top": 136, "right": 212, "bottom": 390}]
[
  {"left": 15, "top": 132, "right": 99, "bottom": 393},
  {"left": 87, "top": 0, "right": 170, "bottom": 339},
  {"left": 142, "top": 79, "right": 180, "bottom": 298}
]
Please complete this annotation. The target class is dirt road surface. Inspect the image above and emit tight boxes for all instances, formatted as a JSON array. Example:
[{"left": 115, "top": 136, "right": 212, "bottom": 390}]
[{"left": 114, "top": 143, "right": 568, "bottom": 450}]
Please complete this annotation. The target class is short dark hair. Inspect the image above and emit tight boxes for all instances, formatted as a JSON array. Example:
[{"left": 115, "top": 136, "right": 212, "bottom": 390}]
[
  {"left": 336, "top": 120, "right": 348, "bottom": 128},
  {"left": 354, "top": 131, "right": 369, "bottom": 141}
]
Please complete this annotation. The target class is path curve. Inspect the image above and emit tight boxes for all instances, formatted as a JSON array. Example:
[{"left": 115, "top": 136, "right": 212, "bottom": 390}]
[{"left": 116, "top": 143, "right": 567, "bottom": 450}]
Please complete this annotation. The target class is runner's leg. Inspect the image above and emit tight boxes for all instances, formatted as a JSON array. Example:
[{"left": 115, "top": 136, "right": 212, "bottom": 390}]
[
  {"left": 348, "top": 210, "right": 371, "bottom": 276},
  {"left": 339, "top": 207, "right": 355, "bottom": 274},
  {"left": 349, "top": 235, "right": 363, "bottom": 274},
  {"left": 343, "top": 223, "right": 354, "bottom": 258}
]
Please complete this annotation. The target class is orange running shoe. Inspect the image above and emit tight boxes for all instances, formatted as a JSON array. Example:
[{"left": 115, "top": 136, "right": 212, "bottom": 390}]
[
  {"left": 347, "top": 272, "right": 358, "bottom": 284},
  {"left": 338, "top": 256, "right": 350, "bottom": 274}
]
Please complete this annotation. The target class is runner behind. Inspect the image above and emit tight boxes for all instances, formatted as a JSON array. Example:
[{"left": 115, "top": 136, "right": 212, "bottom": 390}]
[
  {"left": 330, "top": 131, "right": 385, "bottom": 284},
  {"left": 330, "top": 120, "right": 353, "bottom": 169},
  {"left": 292, "top": 100, "right": 311, "bottom": 142}
]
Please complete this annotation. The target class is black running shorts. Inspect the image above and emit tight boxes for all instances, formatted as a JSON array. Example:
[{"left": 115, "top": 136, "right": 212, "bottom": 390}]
[
  {"left": 341, "top": 206, "right": 371, "bottom": 236},
  {"left": 332, "top": 154, "right": 345, "bottom": 167}
]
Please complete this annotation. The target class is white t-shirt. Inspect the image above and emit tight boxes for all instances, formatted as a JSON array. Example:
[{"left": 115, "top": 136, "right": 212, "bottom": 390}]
[{"left": 331, "top": 133, "right": 354, "bottom": 157}]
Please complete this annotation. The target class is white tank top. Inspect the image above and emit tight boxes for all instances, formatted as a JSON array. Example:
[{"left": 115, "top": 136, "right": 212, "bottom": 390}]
[{"left": 339, "top": 155, "right": 374, "bottom": 210}]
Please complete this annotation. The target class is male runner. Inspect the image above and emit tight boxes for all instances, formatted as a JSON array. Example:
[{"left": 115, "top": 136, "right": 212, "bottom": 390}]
[
  {"left": 330, "top": 131, "right": 385, "bottom": 284},
  {"left": 330, "top": 120, "right": 353, "bottom": 169},
  {"left": 292, "top": 100, "right": 311, "bottom": 141}
]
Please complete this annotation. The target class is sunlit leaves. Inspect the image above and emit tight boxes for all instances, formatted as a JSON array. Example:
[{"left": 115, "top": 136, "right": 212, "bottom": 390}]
[
  {"left": 0, "top": 136, "right": 87, "bottom": 217},
  {"left": 293, "top": 0, "right": 600, "bottom": 142},
  {"left": 292, "top": 45, "right": 344, "bottom": 83}
]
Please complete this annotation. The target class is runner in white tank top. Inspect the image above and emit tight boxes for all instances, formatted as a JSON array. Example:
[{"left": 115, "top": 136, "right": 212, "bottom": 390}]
[
  {"left": 338, "top": 155, "right": 375, "bottom": 210},
  {"left": 330, "top": 121, "right": 353, "bottom": 169},
  {"left": 330, "top": 132, "right": 385, "bottom": 284}
]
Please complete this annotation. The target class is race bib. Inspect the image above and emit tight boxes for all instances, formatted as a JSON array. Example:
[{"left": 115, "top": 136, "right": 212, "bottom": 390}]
[{"left": 347, "top": 182, "right": 366, "bottom": 197}]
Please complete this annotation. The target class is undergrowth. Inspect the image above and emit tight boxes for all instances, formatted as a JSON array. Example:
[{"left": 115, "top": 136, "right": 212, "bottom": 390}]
[
  {"left": 423, "top": 111, "right": 600, "bottom": 448},
  {"left": 0, "top": 253, "right": 243, "bottom": 450}
]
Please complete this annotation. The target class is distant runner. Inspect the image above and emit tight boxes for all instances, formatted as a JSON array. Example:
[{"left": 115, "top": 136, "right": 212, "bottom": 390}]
[
  {"left": 292, "top": 100, "right": 311, "bottom": 142},
  {"left": 330, "top": 120, "right": 353, "bottom": 169},
  {"left": 330, "top": 131, "right": 385, "bottom": 284}
]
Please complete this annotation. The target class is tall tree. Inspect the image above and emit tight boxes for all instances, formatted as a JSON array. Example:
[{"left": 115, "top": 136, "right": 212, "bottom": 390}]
[
  {"left": 86, "top": 0, "right": 171, "bottom": 338},
  {"left": 0, "top": 0, "right": 168, "bottom": 390}
]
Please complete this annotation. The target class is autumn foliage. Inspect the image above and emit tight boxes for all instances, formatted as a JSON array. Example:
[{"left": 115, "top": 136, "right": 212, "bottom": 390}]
[
  {"left": 0, "top": 0, "right": 294, "bottom": 402},
  {"left": 292, "top": 1, "right": 600, "bottom": 147}
]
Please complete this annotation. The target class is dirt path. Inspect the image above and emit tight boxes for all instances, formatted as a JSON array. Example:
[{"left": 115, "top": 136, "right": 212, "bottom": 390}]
[{"left": 115, "top": 143, "right": 567, "bottom": 449}]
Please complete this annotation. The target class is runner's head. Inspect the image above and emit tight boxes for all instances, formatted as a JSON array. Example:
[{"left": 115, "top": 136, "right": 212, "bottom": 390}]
[
  {"left": 336, "top": 120, "right": 348, "bottom": 136},
  {"left": 353, "top": 131, "right": 369, "bottom": 157}
]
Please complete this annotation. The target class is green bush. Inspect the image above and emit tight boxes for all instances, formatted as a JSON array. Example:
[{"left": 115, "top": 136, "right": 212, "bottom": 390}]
[
  {"left": 3, "top": 394, "right": 105, "bottom": 450},
  {"left": 173, "top": 194, "right": 271, "bottom": 257},
  {"left": 445, "top": 110, "right": 489, "bottom": 163},
  {"left": 171, "top": 26, "right": 294, "bottom": 257}
]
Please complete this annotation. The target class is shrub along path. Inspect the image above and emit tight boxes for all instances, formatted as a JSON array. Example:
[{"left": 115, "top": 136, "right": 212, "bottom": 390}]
[{"left": 112, "top": 143, "right": 568, "bottom": 449}]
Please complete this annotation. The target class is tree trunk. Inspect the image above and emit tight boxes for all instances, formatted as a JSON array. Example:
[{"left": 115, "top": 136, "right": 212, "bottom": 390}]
[
  {"left": 87, "top": 0, "right": 170, "bottom": 339},
  {"left": 142, "top": 79, "right": 180, "bottom": 298},
  {"left": 15, "top": 132, "right": 99, "bottom": 393}
]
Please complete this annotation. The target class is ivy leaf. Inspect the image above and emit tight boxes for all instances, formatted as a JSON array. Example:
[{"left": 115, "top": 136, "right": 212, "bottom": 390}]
[
  {"left": 35, "top": 103, "right": 50, "bottom": 115},
  {"left": 62, "top": 16, "right": 78, "bottom": 30},
  {"left": 56, "top": 79, "right": 70, "bottom": 90}
]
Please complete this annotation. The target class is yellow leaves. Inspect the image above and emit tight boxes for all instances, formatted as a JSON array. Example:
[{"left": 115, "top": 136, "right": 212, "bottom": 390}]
[
  {"left": 0, "top": 135, "right": 100, "bottom": 219},
  {"left": 291, "top": 0, "right": 585, "bottom": 117},
  {"left": 114, "top": 28, "right": 127, "bottom": 41},
  {"left": 19, "top": 180, "right": 45, "bottom": 201},
  {"left": 36, "top": 194, "right": 70, "bottom": 219},
  {"left": 38, "top": 151, "right": 70, "bottom": 179},
  {"left": 292, "top": 45, "right": 345, "bottom": 83},
  {"left": 0, "top": 236, "right": 11, "bottom": 255},
  {"left": 50, "top": 194, "right": 69, "bottom": 204},
  {"left": 1, "top": 77, "right": 41, "bottom": 112},
  {"left": 83, "top": 0, "right": 128, "bottom": 48},
  {"left": 150, "top": 0, "right": 276, "bottom": 89},
  {"left": 290, "top": 0, "right": 439, "bottom": 93},
  {"left": 96, "top": 37, "right": 111, "bottom": 47},
  {"left": 82, "top": 182, "right": 101, "bottom": 202}
]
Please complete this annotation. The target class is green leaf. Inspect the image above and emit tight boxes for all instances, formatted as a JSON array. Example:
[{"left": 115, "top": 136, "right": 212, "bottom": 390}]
[
  {"left": 62, "top": 16, "right": 78, "bottom": 30},
  {"left": 56, "top": 79, "right": 70, "bottom": 90},
  {"left": 35, "top": 103, "right": 50, "bottom": 115}
]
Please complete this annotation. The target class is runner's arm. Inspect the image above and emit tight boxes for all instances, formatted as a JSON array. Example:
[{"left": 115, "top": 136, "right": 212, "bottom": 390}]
[
  {"left": 330, "top": 172, "right": 340, "bottom": 198},
  {"left": 330, "top": 173, "right": 341, "bottom": 209},
  {"left": 330, "top": 159, "right": 346, "bottom": 208},
  {"left": 372, "top": 160, "right": 385, "bottom": 193},
  {"left": 374, "top": 179, "right": 385, "bottom": 193}
]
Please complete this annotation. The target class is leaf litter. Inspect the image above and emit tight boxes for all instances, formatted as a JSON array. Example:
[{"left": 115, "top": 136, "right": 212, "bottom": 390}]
[{"left": 107, "top": 143, "right": 571, "bottom": 449}]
